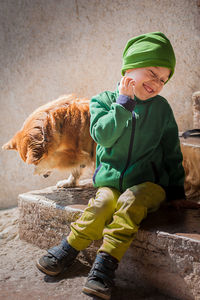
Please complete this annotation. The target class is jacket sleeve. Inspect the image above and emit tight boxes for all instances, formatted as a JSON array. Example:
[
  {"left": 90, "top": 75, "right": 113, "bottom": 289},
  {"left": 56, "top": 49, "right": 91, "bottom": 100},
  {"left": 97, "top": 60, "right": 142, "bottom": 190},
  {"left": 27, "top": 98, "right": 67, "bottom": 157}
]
[
  {"left": 90, "top": 94, "right": 135, "bottom": 148},
  {"left": 161, "top": 108, "right": 186, "bottom": 201}
]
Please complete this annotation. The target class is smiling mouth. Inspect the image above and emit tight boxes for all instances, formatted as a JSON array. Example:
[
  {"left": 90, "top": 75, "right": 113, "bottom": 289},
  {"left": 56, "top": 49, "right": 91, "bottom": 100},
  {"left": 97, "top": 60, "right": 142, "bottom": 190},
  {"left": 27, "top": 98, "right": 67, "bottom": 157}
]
[{"left": 143, "top": 84, "right": 154, "bottom": 93}]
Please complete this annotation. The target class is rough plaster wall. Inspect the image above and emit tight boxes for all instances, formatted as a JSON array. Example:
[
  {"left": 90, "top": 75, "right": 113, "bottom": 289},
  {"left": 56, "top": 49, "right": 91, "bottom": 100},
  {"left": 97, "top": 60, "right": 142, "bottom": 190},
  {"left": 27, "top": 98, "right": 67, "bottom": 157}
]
[{"left": 0, "top": 0, "right": 200, "bottom": 208}]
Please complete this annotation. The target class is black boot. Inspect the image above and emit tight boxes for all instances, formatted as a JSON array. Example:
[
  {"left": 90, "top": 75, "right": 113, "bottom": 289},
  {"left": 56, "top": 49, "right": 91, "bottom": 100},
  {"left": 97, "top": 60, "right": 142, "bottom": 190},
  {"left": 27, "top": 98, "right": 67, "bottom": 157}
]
[
  {"left": 82, "top": 252, "right": 118, "bottom": 300},
  {"left": 36, "top": 239, "right": 79, "bottom": 276}
]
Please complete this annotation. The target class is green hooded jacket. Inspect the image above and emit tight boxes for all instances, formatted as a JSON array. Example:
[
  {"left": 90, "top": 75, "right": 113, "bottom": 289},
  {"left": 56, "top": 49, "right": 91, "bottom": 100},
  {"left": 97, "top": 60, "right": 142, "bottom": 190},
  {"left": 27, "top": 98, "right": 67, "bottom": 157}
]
[{"left": 90, "top": 87, "right": 185, "bottom": 201}]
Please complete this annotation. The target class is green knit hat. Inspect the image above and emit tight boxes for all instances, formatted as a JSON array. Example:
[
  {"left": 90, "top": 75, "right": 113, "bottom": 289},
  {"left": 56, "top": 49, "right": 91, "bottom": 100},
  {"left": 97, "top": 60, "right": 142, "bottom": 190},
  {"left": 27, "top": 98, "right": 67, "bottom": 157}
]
[{"left": 121, "top": 32, "right": 176, "bottom": 81}]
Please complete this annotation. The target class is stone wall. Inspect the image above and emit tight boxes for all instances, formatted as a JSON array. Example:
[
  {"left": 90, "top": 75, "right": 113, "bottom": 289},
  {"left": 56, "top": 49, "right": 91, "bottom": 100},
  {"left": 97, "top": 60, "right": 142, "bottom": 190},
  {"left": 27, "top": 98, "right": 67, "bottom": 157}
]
[{"left": 1, "top": 0, "right": 200, "bottom": 208}]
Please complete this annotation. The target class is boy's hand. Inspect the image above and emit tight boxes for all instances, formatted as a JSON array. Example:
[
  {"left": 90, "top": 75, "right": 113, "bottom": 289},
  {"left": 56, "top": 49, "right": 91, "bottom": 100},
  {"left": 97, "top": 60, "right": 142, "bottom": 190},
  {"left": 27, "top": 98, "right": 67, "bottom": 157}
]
[
  {"left": 119, "top": 77, "right": 135, "bottom": 99},
  {"left": 168, "top": 199, "right": 200, "bottom": 210}
]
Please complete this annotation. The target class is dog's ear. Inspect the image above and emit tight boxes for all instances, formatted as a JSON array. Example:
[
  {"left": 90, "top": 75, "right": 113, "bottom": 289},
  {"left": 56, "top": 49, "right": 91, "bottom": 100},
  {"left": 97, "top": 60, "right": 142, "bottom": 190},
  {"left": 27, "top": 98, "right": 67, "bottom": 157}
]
[
  {"left": 2, "top": 132, "right": 29, "bottom": 163},
  {"left": 26, "top": 147, "right": 42, "bottom": 164},
  {"left": 2, "top": 133, "right": 19, "bottom": 151},
  {"left": 25, "top": 124, "right": 47, "bottom": 165}
]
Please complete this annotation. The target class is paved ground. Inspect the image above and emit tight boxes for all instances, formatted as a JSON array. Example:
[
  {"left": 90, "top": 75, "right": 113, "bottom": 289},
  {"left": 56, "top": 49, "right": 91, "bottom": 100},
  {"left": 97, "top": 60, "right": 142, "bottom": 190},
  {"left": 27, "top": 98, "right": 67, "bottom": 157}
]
[{"left": 0, "top": 207, "right": 177, "bottom": 300}]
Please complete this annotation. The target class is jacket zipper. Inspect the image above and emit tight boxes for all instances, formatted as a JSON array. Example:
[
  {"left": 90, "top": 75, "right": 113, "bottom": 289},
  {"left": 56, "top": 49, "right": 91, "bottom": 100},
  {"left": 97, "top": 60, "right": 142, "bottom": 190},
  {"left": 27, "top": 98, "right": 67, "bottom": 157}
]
[
  {"left": 93, "top": 163, "right": 102, "bottom": 184},
  {"left": 119, "top": 113, "right": 136, "bottom": 192}
]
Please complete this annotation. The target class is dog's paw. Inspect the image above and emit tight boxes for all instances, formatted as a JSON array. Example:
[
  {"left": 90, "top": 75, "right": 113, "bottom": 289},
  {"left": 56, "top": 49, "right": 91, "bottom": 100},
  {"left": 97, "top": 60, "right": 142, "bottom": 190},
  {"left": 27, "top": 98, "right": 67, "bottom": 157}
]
[
  {"left": 79, "top": 179, "right": 93, "bottom": 187},
  {"left": 56, "top": 177, "right": 93, "bottom": 189},
  {"left": 56, "top": 177, "right": 76, "bottom": 189}
]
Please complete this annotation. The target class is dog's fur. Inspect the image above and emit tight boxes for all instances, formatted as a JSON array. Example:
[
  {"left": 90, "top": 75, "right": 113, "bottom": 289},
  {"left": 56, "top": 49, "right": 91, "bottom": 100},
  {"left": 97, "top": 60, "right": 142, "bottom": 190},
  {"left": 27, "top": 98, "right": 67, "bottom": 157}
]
[{"left": 2, "top": 94, "right": 96, "bottom": 188}]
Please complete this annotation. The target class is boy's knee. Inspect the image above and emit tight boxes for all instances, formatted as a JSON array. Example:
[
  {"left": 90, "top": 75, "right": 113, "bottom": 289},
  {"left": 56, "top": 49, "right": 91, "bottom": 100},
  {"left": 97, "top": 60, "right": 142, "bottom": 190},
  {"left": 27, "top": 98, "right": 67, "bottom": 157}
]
[
  {"left": 128, "top": 182, "right": 166, "bottom": 209},
  {"left": 117, "top": 188, "right": 136, "bottom": 206},
  {"left": 130, "top": 182, "right": 165, "bottom": 199},
  {"left": 117, "top": 182, "right": 165, "bottom": 210},
  {"left": 94, "top": 187, "right": 120, "bottom": 210}
]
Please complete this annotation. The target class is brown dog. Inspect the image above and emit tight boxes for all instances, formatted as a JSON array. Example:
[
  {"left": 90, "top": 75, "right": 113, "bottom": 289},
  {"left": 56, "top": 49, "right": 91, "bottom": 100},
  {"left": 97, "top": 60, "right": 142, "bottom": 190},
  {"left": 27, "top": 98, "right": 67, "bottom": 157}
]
[{"left": 2, "top": 94, "right": 96, "bottom": 188}]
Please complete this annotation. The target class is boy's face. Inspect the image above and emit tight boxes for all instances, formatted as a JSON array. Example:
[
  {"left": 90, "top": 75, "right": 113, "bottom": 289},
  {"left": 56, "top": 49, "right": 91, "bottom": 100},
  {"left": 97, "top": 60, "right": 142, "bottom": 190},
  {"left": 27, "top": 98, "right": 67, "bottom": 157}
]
[{"left": 125, "top": 66, "right": 171, "bottom": 100}]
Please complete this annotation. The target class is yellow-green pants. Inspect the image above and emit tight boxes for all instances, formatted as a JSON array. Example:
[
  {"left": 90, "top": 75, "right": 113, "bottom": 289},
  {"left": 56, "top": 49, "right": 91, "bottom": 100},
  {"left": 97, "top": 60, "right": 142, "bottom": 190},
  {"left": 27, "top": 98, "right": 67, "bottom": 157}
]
[{"left": 67, "top": 182, "right": 165, "bottom": 261}]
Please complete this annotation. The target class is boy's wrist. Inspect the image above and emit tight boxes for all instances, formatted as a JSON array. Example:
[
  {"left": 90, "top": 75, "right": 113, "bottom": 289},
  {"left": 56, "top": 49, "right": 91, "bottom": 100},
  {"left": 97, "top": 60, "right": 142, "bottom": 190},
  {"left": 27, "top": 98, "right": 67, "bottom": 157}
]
[
  {"left": 116, "top": 94, "right": 136, "bottom": 112},
  {"left": 119, "top": 92, "right": 134, "bottom": 100}
]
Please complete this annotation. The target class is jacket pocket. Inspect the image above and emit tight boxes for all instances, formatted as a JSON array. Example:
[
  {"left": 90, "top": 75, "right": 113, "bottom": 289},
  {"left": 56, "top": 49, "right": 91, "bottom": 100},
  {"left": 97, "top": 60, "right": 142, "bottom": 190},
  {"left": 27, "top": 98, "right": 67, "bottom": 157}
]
[{"left": 93, "top": 163, "right": 102, "bottom": 184}]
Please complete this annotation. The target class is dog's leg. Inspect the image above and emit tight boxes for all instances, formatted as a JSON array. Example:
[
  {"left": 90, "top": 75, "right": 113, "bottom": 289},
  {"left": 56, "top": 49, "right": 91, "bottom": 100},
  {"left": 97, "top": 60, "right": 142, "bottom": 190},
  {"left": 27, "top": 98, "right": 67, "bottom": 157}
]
[
  {"left": 56, "top": 168, "right": 82, "bottom": 188},
  {"left": 56, "top": 165, "right": 93, "bottom": 189},
  {"left": 56, "top": 174, "right": 77, "bottom": 188}
]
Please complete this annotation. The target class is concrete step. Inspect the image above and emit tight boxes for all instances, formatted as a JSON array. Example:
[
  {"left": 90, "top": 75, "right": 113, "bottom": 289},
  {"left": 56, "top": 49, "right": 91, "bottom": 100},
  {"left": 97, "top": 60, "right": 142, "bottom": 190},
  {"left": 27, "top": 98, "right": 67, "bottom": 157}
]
[{"left": 18, "top": 186, "right": 200, "bottom": 300}]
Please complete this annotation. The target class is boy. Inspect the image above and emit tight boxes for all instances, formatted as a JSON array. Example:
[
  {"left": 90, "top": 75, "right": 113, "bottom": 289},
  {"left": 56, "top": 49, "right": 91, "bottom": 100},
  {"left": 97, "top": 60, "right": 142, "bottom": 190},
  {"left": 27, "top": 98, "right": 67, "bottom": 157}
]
[{"left": 36, "top": 32, "right": 187, "bottom": 300}]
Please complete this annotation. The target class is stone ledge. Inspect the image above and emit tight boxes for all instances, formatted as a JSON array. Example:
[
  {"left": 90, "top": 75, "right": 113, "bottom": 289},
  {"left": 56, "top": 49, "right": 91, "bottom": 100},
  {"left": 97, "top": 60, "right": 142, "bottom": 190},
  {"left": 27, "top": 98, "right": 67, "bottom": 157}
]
[
  {"left": 18, "top": 186, "right": 97, "bottom": 249},
  {"left": 18, "top": 186, "right": 200, "bottom": 300}
]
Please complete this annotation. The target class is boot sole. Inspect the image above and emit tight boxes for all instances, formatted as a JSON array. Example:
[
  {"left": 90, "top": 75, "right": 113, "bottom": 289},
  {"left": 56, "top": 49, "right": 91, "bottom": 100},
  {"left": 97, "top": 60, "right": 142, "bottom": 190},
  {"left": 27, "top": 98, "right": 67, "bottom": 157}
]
[
  {"left": 36, "top": 259, "right": 61, "bottom": 276},
  {"left": 82, "top": 286, "right": 110, "bottom": 300}
]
